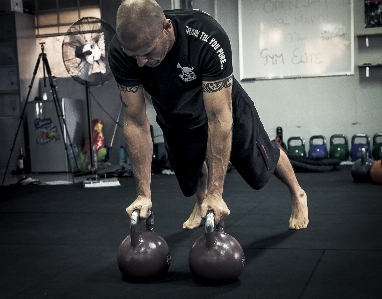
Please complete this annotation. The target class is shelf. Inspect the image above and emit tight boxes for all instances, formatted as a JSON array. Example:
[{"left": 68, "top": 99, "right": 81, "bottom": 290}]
[
  {"left": 357, "top": 33, "right": 382, "bottom": 37},
  {"left": 356, "top": 33, "right": 382, "bottom": 47},
  {"left": 358, "top": 64, "right": 382, "bottom": 67},
  {"left": 358, "top": 64, "right": 382, "bottom": 77}
]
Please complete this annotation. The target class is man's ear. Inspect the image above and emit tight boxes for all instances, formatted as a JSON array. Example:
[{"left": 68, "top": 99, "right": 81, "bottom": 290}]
[{"left": 163, "top": 19, "right": 172, "bottom": 31}]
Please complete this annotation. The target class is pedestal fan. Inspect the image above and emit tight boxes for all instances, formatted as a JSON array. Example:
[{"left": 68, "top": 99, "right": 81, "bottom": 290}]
[{"left": 62, "top": 17, "right": 115, "bottom": 172}]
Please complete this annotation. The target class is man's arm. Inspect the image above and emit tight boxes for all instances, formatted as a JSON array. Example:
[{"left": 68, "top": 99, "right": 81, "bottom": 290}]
[
  {"left": 201, "top": 75, "right": 234, "bottom": 223},
  {"left": 119, "top": 85, "right": 153, "bottom": 219}
]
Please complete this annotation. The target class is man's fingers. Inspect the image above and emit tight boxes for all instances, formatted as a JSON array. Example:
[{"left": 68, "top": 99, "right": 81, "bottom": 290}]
[
  {"left": 125, "top": 206, "right": 136, "bottom": 217},
  {"left": 126, "top": 206, "right": 152, "bottom": 219},
  {"left": 140, "top": 205, "right": 151, "bottom": 219}
]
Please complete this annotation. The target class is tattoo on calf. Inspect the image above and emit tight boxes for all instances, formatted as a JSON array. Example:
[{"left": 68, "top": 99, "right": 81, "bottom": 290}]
[
  {"left": 117, "top": 84, "right": 143, "bottom": 93},
  {"left": 202, "top": 75, "right": 233, "bottom": 93}
]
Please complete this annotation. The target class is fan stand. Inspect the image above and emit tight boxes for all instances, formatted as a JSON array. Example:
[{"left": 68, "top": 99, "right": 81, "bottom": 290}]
[
  {"left": 85, "top": 83, "right": 97, "bottom": 175},
  {"left": 2, "top": 43, "right": 78, "bottom": 185},
  {"left": 61, "top": 17, "right": 117, "bottom": 184}
]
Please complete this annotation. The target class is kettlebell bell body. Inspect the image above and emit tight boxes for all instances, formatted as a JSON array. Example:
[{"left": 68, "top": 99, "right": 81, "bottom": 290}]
[
  {"left": 188, "top": 211, "right": 245, "bottom": 284},
  {"left": 370, "top": 148, "right": 382, "bottom": 185},
  {"left": 351, "top": 147, "right": 374, "bottom": 183},
  {"left": 287, "top": 137, "right": 306, "bottom": 157},
  {"left": 370, "top": 159, "right": 382, "bottom": 185},
  {"left": 308, "top": 135, "right": 328, "bottom": 158},
  {"left": 351, "top": 134, "right": 371, "bottom": 161},
  {"left": 372, "top": 133, "right": 382, "bottom": 160},
  {"left": 329, "top": 134, "right": 349, "bottom": 161},
  {"left": 117, "top": 211, "right": 171, "bottom": 280}
]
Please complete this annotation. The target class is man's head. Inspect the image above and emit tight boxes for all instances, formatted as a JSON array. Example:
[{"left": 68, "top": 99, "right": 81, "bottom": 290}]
[{"left": 116, "top": 0, "right": 174, "bottom": 67}]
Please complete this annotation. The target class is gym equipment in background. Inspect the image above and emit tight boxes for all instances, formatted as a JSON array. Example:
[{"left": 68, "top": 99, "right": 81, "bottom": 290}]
[
  {"left": 117, "top": 210, "right": 171, "bottom": 281},
  {"left": 2, "top": 43, "right": 78, "bottom": 185},
  {"left": 287, "top": 136, "right": 306, "bottom": 157},
  {"left": 289, "top": 156, "right": 341, "bottom": 172},
  {"left": 274, "top": 126, "right": 287, "bottom": 151},
  {"left": 329, "top": 134, "right": 349, "bottom": 162},
  {"left": 350, "top": 134, "right": 371, "bottom": 161},
  {"left": 370, "top": 148, "right": 382, "bottom": 184},
  {"left": 188, "top": 211, "right": 245, "bottom": 284},
  {"left": 62, "top": 17, "right": 115, "bottom": 173},
  {"left": 372, "top": 133, "right": 382, "bottom": 160},
  {"left": 351, "top": 147, "right": 374, "bottom": 183},
  {"left": 308, "top": 135, "right": 328, "bottom": 158}
]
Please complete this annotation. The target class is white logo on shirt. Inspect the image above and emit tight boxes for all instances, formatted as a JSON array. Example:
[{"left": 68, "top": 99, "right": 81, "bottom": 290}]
[{"left": 177, "top": 63, "right": 196, "bottom": 82}]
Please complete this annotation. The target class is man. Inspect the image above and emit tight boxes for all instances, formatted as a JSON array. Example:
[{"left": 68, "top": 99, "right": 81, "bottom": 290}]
[{"left": 108, "top": 0, "right": 309, "bottom": 230}]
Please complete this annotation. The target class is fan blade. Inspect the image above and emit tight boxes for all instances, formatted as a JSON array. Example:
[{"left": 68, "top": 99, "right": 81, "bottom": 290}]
[{"left": 62, "top": 17, "right": 116, "bottom": 86}]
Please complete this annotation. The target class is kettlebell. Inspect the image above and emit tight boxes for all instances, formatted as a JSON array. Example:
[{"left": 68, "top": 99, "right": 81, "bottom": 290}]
[
  {"left": 351, "top": 147, "right": 374, "bottom": 183},
  {"left": 370, "top": 148, "right": 382, "bottom": 185},
  {"left": 372, "top": 133, "right": 382, "bottom": 160},
  {"left": 275, "top": 126, "right": 287, "bottom": 151},
  {"left": 329, "top": 134, "right": 349, "bottom": 161},
  {"left": 287, "top": 136, "right": 306, "bottom": 157},
  {"left": 188, "top": 211, "right": 245, "bottom": 284},
  {"left": 308, "top": 135, "right": 328, "bottom": 158},
  {"left": 117, "top": 210, "right": 171, "bottom": 280},
  {"left": 351, "top": 134, "right": 371, "bottom": 161}
]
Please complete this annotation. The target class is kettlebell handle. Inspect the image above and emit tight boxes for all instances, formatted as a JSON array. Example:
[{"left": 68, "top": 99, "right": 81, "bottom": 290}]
[
  {"left": 130, "top": 210, "right": 154, "bottom": 232},
  {"left": 309, "top": 135, "right": 326, "bottom": 146},
  {"left": 351, "top": 134, "right": 370, "bottom": 145},
  {"left": 130, "top": 210, "right": 154, "bottom": 248},
  {"left": 287, "top": 136, "right": 304, "bottom": 147},
  {"left": 330, "top": 134, "right": 348, "bottom": 146},
  {"left": 373, "top": 133, "right": 382, "bottom": 144},
  {"left": 205, "top": 211, "right": 225, "bottom": 250},
  {"left": 205, "top": 210, "right": 224, "bottom": 233}
]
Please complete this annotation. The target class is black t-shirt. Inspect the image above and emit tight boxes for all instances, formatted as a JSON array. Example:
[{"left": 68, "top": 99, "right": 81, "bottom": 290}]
[{"left": 108, "top": 9, "right": 234, "bottom": 129}]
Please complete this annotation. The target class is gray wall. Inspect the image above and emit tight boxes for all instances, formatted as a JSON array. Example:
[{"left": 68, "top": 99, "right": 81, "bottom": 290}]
[
  {"left": 193, "top": 0, "right": 382, "bottom": 145},
  {"left": 40, "top": 0, "right": 382, "bottom": 167}
]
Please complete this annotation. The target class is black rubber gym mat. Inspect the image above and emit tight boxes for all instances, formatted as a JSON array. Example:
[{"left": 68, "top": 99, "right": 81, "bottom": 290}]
[{"left": 1, "top": 166, "right": 381, "bottom": 298}]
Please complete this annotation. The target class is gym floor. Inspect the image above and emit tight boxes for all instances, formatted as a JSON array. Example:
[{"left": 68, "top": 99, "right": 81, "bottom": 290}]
[{"left": 1, "top": 166, "right": 381, "bottom": 299}]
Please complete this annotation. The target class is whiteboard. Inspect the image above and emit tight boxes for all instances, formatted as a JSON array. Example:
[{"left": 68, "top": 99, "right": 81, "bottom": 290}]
[{"left": 238, "top": 0, "right": 354, "bottom": 80}]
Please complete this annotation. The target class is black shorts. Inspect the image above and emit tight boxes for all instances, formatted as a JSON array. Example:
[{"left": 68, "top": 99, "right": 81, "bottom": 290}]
[{"left": 158, "top": 84, "right": 280, "bottom": 197}]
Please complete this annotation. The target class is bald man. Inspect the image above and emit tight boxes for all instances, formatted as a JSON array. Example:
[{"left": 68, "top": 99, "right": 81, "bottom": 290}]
[{"left": 108, "top": 0, "right": 309, "bottom": 230}]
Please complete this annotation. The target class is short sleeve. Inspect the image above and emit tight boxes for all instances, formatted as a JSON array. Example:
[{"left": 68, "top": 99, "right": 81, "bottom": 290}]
[{"left": 108, "top": 35, "right": 141, "bottom": 88}]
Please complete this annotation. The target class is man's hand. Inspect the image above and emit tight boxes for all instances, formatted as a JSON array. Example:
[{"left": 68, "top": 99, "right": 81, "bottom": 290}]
[
  {"left": 126, "top": 195, "right": 152, "bottom": 219},
  {"left": 200, "top": 194, "right": 230, "bottom": 224}
]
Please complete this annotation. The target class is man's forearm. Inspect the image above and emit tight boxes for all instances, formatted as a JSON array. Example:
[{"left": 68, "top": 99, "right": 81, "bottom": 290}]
[
  {"left": 123, "top": 120, "right": 152, "bottom": 198},
  {"left": 206, "top": 118, "right": 233, "bottom": 196}
]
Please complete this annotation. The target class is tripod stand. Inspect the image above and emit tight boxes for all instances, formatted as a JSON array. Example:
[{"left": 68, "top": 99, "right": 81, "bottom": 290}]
[{"left": 2, "top": 43, "right": 78, "bottom": 185}]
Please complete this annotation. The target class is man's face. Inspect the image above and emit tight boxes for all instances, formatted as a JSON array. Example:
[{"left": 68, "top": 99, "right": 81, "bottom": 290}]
[{"left": 122, "top": 31, "right": 170, "bottom": 68}]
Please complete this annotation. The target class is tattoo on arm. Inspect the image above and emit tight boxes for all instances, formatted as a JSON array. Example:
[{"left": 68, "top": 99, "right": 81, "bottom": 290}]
[
  {"left": 202, "top": 75, "right": 233, "bottom": 93},
  {"left": 117, "top": 84, "right": 143, "bottom": 93},
  {"left": 118, "top": 84, "right": 143, "bottom": 107}
]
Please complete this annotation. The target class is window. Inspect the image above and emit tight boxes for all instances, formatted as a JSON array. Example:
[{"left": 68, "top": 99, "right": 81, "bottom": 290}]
[
  {"left": 31, "top": 0, "right": 101, "bottom": 37},
  {"left": 25, "top": 0, "right": 101, "bottom": 77}
]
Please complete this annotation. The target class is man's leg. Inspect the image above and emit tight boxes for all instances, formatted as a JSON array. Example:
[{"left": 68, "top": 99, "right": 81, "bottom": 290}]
[
  {"left": 183, "top": 161, "right": 208, "bottom": 229},
  {"left": 274, "top": 149, "right": 309, "bottom": 229}
]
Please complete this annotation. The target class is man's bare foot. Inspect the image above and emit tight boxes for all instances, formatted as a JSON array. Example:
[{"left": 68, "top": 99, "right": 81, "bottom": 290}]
[
  {"left": 183, "top": 202, "right": 204, "bottom": 229},
  {"left": 289, "top": 190, "right": 309, "bottom": 230}
]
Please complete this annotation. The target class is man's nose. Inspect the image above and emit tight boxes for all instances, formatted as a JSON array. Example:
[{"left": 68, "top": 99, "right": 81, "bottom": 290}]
[{"left": 136, "top": 55, "right": 148, "bottom": 67}]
